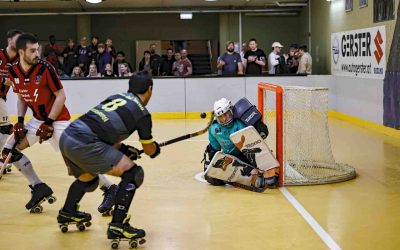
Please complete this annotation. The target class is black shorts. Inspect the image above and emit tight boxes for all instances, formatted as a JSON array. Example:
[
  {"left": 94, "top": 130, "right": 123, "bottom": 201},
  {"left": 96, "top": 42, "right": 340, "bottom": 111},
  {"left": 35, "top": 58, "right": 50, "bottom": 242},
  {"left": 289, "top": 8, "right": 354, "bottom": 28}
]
[{"left": 59, "top": 120, "right": 123, "bottom": 178}]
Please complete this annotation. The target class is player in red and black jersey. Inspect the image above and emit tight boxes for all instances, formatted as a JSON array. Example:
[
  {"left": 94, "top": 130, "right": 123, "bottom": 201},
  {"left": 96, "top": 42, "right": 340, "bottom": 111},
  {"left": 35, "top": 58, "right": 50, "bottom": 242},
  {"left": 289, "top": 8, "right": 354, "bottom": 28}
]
[
  {"left": 4, "top": 33, "right": 116, "bottom": 213},
  {"left": 0, "top": 29, "right": 22, "bottom": 155}
]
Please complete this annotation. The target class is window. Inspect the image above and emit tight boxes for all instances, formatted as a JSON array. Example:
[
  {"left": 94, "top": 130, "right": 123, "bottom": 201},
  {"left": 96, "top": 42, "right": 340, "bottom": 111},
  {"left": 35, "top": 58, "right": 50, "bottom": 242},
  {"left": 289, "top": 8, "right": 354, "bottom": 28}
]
[{"left": 374, "top": 0, "right": 395, "bottom": 22}]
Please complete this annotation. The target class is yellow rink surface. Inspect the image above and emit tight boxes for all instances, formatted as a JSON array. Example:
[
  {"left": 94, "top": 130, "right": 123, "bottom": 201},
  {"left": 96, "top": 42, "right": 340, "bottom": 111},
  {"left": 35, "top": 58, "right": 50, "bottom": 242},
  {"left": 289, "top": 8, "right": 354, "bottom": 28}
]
[{"left": 0, "top": 118, "right": 399, "bottom": 250}]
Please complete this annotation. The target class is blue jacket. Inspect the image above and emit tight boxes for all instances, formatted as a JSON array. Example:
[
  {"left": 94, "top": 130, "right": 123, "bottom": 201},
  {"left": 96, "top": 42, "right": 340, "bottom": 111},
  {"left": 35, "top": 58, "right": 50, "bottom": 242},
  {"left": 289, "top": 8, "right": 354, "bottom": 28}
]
[{"left": 208, "top": 119, "right": 246, "bottom": 155}]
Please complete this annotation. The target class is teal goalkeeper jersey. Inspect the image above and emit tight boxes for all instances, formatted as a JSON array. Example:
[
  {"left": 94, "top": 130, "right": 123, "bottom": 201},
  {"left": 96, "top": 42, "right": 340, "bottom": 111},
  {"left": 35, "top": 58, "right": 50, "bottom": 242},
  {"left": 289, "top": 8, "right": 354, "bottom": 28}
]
[{"left": 208, "top": 119, "right": 246, "bottom": 155}]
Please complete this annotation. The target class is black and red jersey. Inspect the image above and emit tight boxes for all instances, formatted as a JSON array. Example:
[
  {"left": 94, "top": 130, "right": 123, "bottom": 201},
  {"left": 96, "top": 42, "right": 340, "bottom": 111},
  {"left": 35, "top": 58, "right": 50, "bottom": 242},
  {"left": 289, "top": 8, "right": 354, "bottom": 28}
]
[
  {"left": 0, "top": 48, "right": 18, "bottom": 98},
  {"left": 8, "top": 59, "right": 70, "bottom": 121}
]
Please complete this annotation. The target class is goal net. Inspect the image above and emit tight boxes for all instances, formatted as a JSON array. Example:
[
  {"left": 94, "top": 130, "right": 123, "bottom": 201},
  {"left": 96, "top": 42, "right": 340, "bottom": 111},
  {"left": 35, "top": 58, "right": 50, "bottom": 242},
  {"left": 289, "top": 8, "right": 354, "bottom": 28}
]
[{"left": 257, "top": 83, "right": 356, "bottom": 186}]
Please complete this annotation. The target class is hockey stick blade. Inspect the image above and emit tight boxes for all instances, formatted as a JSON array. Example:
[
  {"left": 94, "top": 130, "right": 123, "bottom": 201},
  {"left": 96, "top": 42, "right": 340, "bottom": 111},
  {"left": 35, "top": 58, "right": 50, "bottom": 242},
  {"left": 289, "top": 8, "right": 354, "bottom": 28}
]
[{"left": 138, "top": 111, "right": 214, "bottom": 154}]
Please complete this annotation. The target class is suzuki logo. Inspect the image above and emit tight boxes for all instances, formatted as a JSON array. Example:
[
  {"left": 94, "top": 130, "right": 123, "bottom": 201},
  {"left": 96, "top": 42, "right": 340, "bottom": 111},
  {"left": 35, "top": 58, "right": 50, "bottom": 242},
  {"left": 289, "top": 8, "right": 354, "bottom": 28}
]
[{"left": 374, "top": 30, "right": 384, "bottom": 64}]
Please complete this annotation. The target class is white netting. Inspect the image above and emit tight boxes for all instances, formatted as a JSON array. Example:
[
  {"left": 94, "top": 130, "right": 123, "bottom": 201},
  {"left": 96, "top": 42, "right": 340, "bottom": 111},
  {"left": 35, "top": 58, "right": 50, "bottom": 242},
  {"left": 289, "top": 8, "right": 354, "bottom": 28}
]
[{"left": 263, "top": 86, "right": 356, "bottom": 185}]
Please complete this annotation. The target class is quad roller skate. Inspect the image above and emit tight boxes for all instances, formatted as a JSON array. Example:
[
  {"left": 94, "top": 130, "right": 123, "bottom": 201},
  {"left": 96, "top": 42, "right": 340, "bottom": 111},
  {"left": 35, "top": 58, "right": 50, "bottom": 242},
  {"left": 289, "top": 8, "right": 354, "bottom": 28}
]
[
  {"left": 57, "top": 209, "right": 92, "bottom": 233},
  {"left": 108, "top": 215, "right": 146, "bottom": 249},
  {"left": 2, "top": 164, "right": 12, "bottom": 174},
  {"left": 98, "top": 184, "right": 118, "bottom": 216},
  {"left": 26, "top": 183, "right": 56, "bottom": 213}
]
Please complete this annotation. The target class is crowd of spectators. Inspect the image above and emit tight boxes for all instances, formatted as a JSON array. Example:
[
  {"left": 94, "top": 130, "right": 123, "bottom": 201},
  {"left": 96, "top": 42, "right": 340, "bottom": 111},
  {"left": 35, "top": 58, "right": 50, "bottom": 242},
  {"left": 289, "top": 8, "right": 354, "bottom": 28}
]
[
  {"left": 38, "top": 34, "right": 312, "bottom": 79},
  {"left": 218, "top": 38, "right": 312, "bottom": 76}
]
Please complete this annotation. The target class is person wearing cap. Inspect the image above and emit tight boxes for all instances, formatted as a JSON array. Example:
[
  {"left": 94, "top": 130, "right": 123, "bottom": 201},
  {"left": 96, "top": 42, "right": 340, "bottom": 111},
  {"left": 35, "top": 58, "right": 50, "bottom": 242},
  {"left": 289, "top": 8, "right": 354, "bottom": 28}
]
[
  {"left": 57, "top": 71, "right": 160, "bottom": 242},
  {"left": 268, "top": 42, "right": 284, "bottom": 75}
]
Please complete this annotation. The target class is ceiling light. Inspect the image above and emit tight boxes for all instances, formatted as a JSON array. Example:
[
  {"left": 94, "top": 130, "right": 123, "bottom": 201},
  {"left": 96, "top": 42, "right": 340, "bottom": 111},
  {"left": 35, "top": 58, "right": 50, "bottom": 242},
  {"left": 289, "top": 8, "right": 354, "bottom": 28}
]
[
  {"left": 86, "top": 0, "right": 102, "bottom": 3},
  {"left": 205, "top": 0, "right": 218, "bottom": 1},
  {"left": 275, "top": 1, "right": 307, "bottom": 7},
  {"left": 180, "top": 13, "right": 192, "bottom": 19}
]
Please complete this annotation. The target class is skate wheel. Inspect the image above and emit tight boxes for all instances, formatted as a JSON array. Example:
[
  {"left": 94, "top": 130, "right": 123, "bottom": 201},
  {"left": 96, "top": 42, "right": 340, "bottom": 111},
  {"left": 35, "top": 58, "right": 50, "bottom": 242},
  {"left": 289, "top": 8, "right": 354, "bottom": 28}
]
[
  {"left": 111, "top": 240, "right": 119, "bottom": 249},
  {"left": 32, "top": 205, "right": 43, "bottom": 213},
  {"left": 103, "top": 209, "right": 113, "bottom": 216},
  {"left": 138, "top": 238, "right": 146, "bottom": 245},
  {"left": 47, "top": 196, "right": 56, "bottom": 204},
  {"left": 6, "top": 168, "right": 11, "bottom": 173},
  {"left": 84, "top": 221, "right": 92, "bottom": 227},
  {"left": 60, "top": 225, "right": 68, "bottom": 233},
  {"left": 77, "top": 224, "right": 85, "bottom": 231},
  {"left": 129, "top": 240, "right": 138, "bottom": 248}
]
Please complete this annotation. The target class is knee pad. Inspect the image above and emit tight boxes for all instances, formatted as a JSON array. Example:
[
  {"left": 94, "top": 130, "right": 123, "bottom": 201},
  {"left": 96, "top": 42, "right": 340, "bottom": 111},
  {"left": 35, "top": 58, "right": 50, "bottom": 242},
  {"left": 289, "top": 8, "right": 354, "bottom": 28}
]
[
  {"left": 78, "top": 175, "right": 99, "bottom": 192},
  {"left": 0, "top": 124, "right": 13, "bottom": 135},
  {"left": 3, "top": 148, "right": 24, "bottom": 165},
  {"left": 121, "top": 165, "right": 144, "bottom": 190}
]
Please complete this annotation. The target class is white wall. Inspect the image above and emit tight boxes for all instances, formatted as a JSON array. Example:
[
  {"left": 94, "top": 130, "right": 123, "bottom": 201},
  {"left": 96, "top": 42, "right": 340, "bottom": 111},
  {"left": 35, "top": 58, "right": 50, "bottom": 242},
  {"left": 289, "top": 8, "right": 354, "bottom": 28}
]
[{"left": 5, "top": 75, "right": 384, "bottom": 125}]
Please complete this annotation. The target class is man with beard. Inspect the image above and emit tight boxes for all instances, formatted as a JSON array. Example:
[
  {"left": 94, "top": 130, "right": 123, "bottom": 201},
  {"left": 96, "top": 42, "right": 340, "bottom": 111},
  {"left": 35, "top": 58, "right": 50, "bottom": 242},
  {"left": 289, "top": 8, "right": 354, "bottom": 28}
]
[
  {"left": 5, "top": 33, "right": 117, "bottom": 213},
  {"left": 217, "top": 41, "right": 243, "bottom": 76},
  {"left": 149, "top": 43, "right": 161, "bottom": 76},
  {"left": 0, "top": 29, "right": 22, "bottom": 156}
]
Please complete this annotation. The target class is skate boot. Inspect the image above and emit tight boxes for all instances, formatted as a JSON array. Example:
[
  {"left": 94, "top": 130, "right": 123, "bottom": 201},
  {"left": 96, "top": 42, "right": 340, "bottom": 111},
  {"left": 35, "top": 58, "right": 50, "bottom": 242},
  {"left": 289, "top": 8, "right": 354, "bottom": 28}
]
[
  {"left": 57, "top": 209, "right": 92, "bottom": 233},
  {"left": 108, "top": 215, "right": 146, "bottom": 249},
  {"left": 25, "top": 183, "right": 56, "bottom": 213},
  {"left": 98, "top": 184, "right": 118, "bottom": 216}
]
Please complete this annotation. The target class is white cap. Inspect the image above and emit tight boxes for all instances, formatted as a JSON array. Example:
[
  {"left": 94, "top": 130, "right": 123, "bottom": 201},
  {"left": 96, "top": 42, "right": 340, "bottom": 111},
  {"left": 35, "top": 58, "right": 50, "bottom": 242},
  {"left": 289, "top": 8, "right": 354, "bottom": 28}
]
[{"left": 272, "top": 42, "right": 284, "bottom": 48}]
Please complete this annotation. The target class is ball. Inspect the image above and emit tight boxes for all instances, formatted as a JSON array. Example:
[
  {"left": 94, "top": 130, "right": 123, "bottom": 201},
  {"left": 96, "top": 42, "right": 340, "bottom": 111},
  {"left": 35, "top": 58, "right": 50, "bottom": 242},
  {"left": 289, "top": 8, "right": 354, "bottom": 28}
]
[{"left": 200, "top": 112, "right": 207, "bottom": 119}]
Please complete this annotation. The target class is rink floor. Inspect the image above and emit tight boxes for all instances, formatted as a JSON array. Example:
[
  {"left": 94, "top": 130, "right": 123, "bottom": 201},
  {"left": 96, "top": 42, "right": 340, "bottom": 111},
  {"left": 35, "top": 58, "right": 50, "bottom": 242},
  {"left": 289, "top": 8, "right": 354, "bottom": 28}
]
[{"left": 0, "top": 118, "right": 399, "bottom": 250}]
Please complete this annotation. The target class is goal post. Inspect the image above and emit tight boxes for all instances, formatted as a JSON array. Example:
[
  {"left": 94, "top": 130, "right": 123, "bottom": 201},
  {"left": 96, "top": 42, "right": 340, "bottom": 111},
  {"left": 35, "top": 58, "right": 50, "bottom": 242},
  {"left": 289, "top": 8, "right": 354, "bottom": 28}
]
[{"left": 257, "top": 83, "right": 356, "bottom": 186}]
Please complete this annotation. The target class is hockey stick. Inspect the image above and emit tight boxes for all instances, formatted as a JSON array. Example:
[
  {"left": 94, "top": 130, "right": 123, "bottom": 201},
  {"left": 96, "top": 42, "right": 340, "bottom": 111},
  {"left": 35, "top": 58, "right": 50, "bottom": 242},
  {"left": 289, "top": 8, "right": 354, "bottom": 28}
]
[
  {"left": 0, "top": 138, "right": 20, "bottom": 180},
  {"left": 138, "top": 112, "right": 214, "bottom": 155}
]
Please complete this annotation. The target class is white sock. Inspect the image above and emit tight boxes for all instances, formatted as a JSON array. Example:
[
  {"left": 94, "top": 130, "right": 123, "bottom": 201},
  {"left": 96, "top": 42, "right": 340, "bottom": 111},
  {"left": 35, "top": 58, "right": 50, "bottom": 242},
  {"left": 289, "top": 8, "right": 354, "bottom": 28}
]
[
  {"left": 99, "top": 174, "right": 112, "bottom": 189},
  {"left": 13, "top": 154, "right": 42, "bottom": 186}
]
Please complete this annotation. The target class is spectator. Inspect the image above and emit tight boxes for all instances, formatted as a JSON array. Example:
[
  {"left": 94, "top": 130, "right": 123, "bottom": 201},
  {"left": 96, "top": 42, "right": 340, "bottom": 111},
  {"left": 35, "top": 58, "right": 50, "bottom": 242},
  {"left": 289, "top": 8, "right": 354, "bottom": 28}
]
[
  {"left": 243, "top": 38, "right": 266, "bottom": 75},
  {"left": 160, "top": 48, "right": 175, "bottom": 76},
  {"left": 240, "top": 42, "right": 248, "bottom": 68},
  {"left": 217, "top": 41, "right": 243, "bottom": 76},
  {"left": 87, "top": 63, "right": 101, "bottom": 78},
  {"left": 70, "top": 66, "right": 84, "bottom": 78},
  {"left": 43, "top": 35, "right": 62, "bottom": 70},
  {"left": 172, "top": 52, "right": 182, "bottom": 76},
  {"left": 119, "top": 63, "right": 132, "bottom": 77},
  {"left": 57, "top": 68, "right": 69, "bottom": 79},
  {"left": 179, "top": 49, "right": 192, "bottom": 76},
  {"left": 297, "top": 45, "right": 312, "bottom": 75},
  {"left": 149, "top": 43, "right": 162, "bottom": 76},
  {"left": 105, "top": 37, "right": 116, "bottom": 58},
  {"left": 76, "top": 37, "right": 90, "bottom": 74},
  {"left": 113, "top": 51, "right": 133, "bottom": 76},
  {"left": 62, "top": 39, "right": 77, "bottom": 76},
  {"left": 286, "top": 44, "right": 299, "bottom": 74},
  {"left": 96, "top": 43, "right": 112, "bottom": 74},
  {"left": 268, "top": 42, "right": 284, "bottom": 75},
  {"left": 103, "top": 63, "right": 116, "bottom": 78},
  {"left": 88, "top": 36, "right": 99, "bottom": 63},
  {"left": 139, "top": 50, "right": 152, "bottom": 74}
]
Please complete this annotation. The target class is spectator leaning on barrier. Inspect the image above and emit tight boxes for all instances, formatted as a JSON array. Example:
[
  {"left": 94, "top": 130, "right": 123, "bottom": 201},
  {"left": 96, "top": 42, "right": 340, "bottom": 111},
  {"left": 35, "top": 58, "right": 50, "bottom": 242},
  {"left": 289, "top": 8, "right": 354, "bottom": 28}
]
[
  {"left": 160, "top": 48, "right": 175, "bottom": 76},
  {"left": 172, "top": 52, "right": 182, "bottom": 76},
  {"left": 87, "top": 63, "right": 101, "bottom": 78},
  {"left": 286, "top": 44, "right": 299, "bottom": 74},
  {"left": 62, "top": 39, "right": 77, "bottom": 76},
  {"left": 268, "top": 42, "right": 283, "bottom": 75},
  {"left": 103, "top": 63, "right": 116, "bottom": 78},
  {"left": 139, "top": 50, "right": 152, "bottom": 74},
  {"left": 96, "top": 43, "right": 112, "bottom": 74},
  {"left": 71, "top": 66, "right": 84, "bottom": 78},
  {"left": 179, "top": 49, "right": 192, "bottom": 77},
  {"left": 244, "top": 38, "right": 266, "bottom": 75},
  {"left": 43, "top": 35, "right": 62, "bottom": 71},
  {"left": 297, "top": 45, "right": 312, "bottom": 75},
  {"left": 113, "top": 51, "right": 133, "bottom": 76},
  {"left": 218, "top": 41, "right": 243, "bottom": 76},
  {"left": 76, "top": 37, "right": 90, "bottom": 75},
  {"left": 149, "top": 43, "right": 162, "bottom": 76},
  {"left": 119, "top": 63, "right": 132, "bottom": 77}
]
